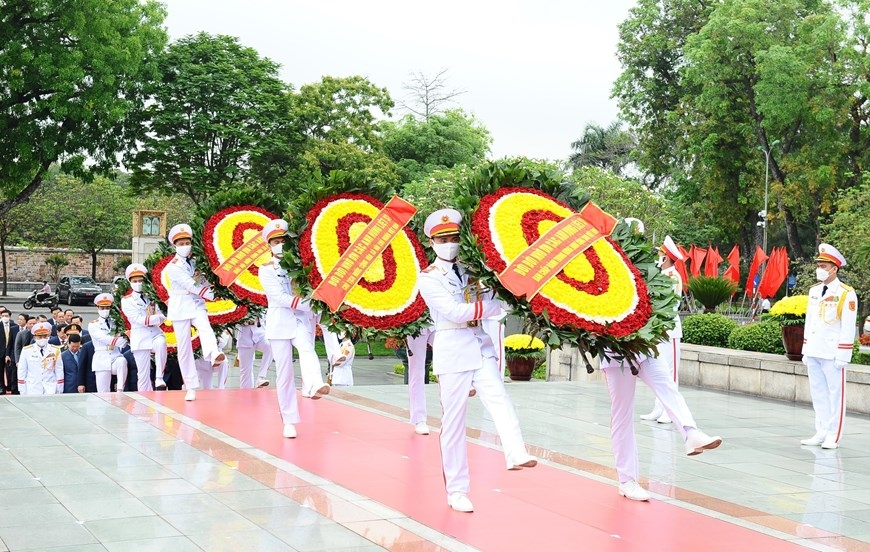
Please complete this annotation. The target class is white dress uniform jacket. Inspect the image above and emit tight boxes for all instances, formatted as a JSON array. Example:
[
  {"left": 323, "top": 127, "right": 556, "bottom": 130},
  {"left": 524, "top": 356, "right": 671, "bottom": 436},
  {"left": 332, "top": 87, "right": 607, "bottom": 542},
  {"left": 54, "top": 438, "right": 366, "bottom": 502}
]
[
  {"left": 258, "top": 259, "right": 312, "bottom": 340},
  {"left": 18, "top": 344, "right": 63, "bottom": 395},
  {"left": 416, "top": 259, "right": 502, "bottom": 375},
  {"left": 88, "top": 319, "right": 128, "bottom": 373},
  {"left": 120, "top": 289, "right": 166, "bottom": 350},
  {"left": 803, "top": 279, "right": 858, "bottom": 363},
  {"left": 164, "top": 255, "right": 213, "bottom": 320}
]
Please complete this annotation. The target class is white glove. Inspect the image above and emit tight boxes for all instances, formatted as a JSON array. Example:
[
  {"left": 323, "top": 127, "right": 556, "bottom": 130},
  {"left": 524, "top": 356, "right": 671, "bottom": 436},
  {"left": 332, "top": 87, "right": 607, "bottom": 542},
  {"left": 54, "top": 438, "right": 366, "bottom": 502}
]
[
  {"left": 202, "top": 288, "right": 215, "bottom": 301},
  {"left": 835, "top": 360, "right": 847, "bottom": 370}
]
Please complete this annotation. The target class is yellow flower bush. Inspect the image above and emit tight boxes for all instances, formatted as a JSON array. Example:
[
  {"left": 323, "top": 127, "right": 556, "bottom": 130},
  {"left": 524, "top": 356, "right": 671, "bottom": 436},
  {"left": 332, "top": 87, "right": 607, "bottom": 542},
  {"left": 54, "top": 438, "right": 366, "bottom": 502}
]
[
  {"left": 767, "top": 295, "right": 809, "bottom": 327},
  {"left": 504, "top": 334, "right": 546, "bottom": 359}
]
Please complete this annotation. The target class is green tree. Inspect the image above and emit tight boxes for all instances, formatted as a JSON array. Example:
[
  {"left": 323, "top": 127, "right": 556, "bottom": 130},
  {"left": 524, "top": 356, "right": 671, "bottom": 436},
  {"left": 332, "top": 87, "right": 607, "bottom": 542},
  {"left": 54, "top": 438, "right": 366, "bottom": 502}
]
[
  {"left": 402, "top": 165, "right": 478, "bottom": 243},
  {"left": 569, "top": 167, "right": 672, "bottom": 240},
  {"left": 568, "top": 121, "right": 635, "bottom": 177},
  {"left": 613, "top": 0, "right": 855, "bottom": 259},
  {"left": 382, "top": 109, "right": 491, "bottom": 185},
  {"left": 253, "top": 75, "right": 399, "bottom": 194},
  {"left": 22, "top": 174, "right": 135, "bottom": 279},
  {"left": 127, "top": 32, "right": 287, "bottom": 203},
  {"left": 0, "top": 0, "right": 167, "bottom": 217},
  {"left": 822, "top": 176, "right": 870, "bottom": 319}
]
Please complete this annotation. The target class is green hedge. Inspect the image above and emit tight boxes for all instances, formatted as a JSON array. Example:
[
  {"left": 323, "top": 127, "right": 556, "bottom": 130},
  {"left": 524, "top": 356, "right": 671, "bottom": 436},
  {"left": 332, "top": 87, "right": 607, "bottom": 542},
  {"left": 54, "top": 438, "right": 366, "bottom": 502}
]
[
  {"left": 682, "top": 314, "right": 738, "bottom": 348},
  {"left": 727, "top": 321, "right": 785, "bottom": 355}
]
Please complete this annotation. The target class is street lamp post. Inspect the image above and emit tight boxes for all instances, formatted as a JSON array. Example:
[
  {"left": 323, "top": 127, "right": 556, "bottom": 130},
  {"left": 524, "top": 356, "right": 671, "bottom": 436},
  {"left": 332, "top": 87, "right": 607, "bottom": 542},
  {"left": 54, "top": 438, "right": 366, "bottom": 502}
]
[{"left": 757, "top": 140, "right": 780, "bottom": 255}]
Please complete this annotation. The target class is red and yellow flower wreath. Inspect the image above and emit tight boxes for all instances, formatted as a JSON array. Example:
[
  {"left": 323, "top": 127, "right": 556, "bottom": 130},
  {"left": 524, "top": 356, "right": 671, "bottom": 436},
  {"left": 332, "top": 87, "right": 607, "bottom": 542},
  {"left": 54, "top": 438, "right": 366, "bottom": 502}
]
[
  {"left": 473, "top": 186, "right": 652, "bottom": 337},
  {"left": 298, "top": 193, "right": 428, "bottom": 332}
]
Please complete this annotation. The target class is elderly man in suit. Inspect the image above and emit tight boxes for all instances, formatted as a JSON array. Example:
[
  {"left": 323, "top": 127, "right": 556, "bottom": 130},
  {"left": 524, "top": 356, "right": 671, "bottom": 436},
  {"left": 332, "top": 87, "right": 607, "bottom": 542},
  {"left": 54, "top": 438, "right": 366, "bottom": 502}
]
[
  {"left": 258, "top": 219, "right": 329, "bottom": 439},
  {"left": 1, "top": 308, "right": 19, "bottom": 395},
  {"left": 61, "top": 333, "right": 86, "bottom": 393}
]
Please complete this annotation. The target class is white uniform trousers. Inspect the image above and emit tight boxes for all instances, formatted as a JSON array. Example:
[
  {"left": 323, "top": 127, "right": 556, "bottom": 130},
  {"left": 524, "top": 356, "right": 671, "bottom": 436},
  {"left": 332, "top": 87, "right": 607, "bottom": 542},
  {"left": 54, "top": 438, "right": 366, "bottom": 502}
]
[
  {"left": 438, "top": 357, "right": 530, "bottom": 495},
  {"left": 270, "top": 339, "right": 301, "bottom": 425},
  {"left": 292, "top": 323, "right": 326, "bottom": 397},
  {"left": 95, "top": 357, "right": 128, "bottom": 393},
  {"left": 196, "top": 358, "right": 228, "bottom": 389},
  {"left": 172, "top": 310, "right": 220, "bottom": 391},
  {"left": 603, "top": 355, "right": 697, "bottom": 483},
  {"left": 805, "top": 356, "right": 846, "bottom": 443},
  {"left": 237, "top": 341, "right": 272, "bottom": 389},
  {"left": 407, "top": 329, "right": 433, "bottom": 424},
  {"left": 132, "top": 337, "right": 167, "bottom": 392},
  {"left": 649, "top": 337, "right": 681, "bottom": 415}
]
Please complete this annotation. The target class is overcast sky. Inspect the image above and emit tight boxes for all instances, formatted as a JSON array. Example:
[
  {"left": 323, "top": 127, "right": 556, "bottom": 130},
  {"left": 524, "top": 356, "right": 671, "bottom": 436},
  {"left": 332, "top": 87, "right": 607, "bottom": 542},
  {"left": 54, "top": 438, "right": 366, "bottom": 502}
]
[{"left": 160, "top": 0, "right": 637, "bottom": 161}]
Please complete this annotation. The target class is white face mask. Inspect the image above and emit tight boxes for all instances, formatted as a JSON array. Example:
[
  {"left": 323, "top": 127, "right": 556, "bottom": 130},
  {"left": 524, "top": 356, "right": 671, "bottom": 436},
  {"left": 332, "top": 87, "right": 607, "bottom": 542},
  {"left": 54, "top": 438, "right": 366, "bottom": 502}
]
[
  {"left": 130, "top": 282, "right": 143, "bottom": 293},
  {"left": 176, "top": 245, "right": 192, "bottom": 258},
  {"left": 98, "top": 309, "right": 110, "bottom": 319},
  {"left": 816, "top": 267, "right": 830, "bottom": 282},
  {"left": 270, "top": 243, "right": 284, "bottom": 258},
  {"left": 655, "top": 256, "right": 665, "bottom": 268},
  {"left": 35, "top": 338, "right": 48, "bottom": 348},
  {"left": 0, "top": 317, "right": 8, "bottom": 324},
  {"left": 433, "top": 242, "right": 460, "bottom": 261}
]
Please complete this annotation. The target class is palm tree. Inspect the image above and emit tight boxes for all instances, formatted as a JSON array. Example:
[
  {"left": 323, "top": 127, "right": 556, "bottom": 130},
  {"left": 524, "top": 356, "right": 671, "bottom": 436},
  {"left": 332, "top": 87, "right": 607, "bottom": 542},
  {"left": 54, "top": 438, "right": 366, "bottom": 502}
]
[{"left": 569, "top": 121, "right": 635, "bottom": 176}]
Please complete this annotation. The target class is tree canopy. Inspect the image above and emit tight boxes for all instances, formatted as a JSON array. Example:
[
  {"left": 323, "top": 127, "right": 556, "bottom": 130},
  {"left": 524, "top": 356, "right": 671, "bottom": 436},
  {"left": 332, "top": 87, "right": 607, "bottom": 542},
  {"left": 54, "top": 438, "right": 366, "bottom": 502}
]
[
  {"left": 127, "top": 32, "right": 287, "bottom": 203},
  {"left": 382, "top": 109, "right": 491, "bottom": 185},
  {"left": 0, "top": 0, "right": 168, "bottom": 216},
  {"left": 568, "top": 122, "right": 635, "bottom": 177}
]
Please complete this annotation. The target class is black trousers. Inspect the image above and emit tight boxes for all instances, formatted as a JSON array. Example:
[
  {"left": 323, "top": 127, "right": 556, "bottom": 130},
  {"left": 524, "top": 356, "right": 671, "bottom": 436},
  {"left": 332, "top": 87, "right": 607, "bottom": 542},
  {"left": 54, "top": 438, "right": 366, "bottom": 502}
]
[{"left": 3, "top": 360, "right": 19, "bottom": 394}]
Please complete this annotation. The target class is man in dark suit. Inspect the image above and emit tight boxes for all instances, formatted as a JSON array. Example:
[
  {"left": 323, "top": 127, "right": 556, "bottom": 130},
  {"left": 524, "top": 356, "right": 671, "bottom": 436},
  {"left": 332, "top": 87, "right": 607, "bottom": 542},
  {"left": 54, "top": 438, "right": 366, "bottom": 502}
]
[
  {"left": 49, "top": 323, "right": 68, "bottom": 348},
  {"left": 70, "top": 316, "right": 91, "bottom": 344},
  {"left": 62, "top": 334, "right": 86, "bottom": 393},
  {"left": 1, "top": 309, "right": 19, "bottom": 395},
  {"left": 76, "top": 338, "right": 96, "bottom": 392}
]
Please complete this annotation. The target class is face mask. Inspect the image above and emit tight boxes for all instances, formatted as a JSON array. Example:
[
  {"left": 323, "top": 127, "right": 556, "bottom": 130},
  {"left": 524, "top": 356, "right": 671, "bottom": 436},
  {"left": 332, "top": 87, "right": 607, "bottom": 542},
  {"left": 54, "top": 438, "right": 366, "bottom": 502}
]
[
  {"left": 176, "top": 245, "right": 192, "bottom": 258},
  {"left": 130, "top": 282, "right": 143, "bottom": 293},
  {"left": 98, "top": 309, "right": 110, "bottom": 319},
  {"left": 655, "top": 256, "right": 665, "bottom": 268},
  {"left": 0, "top": 317, "right": 8, "bottom": 324},
  {"left": 270, "top": 243, "right": 284, "bottom": 258},
  {"left": 35, "top": 338, "right": 48, "bottom": 348},
  {"left": 816, "top": 267, "right": 830, "bottom": 282},
  {"left": 433, "top": 242, "right": 460, "bottom": 261}
]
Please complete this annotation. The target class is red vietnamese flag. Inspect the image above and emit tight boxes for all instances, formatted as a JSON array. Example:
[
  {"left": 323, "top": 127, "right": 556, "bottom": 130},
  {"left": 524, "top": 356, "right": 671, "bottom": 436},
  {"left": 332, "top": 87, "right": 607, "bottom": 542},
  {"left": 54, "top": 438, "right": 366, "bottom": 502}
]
[
  {"left": 674, "top": 243, "right": 690, "bottom": 291},
  {"left": 723, "top": 245, "right": 740, "bottom": 285},
  {"left": 688, "top": 245, "right": 707, "bottom": 278},
  {"left": 745, "top": 245, "right": 769, "bottom": 297},
  {"left": 704, "top": 246, "right": 723, "bottom": 277},
  {"left": 758, "top": 247, "right": 788, "bottom": 299}
]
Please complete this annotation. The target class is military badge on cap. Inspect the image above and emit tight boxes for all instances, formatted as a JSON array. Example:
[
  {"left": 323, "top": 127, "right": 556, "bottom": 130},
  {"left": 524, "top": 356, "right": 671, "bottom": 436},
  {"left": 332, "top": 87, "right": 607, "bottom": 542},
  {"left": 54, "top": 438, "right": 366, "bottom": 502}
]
[
  {"left": 168, "top": 223, "right": 193, "bottom": 244},
  {"left": 815, "top": 243, "right": 846, "bottom": 267},
  {"left": 424, "top": 208, "right": 462, "bottom": 238},
  {"left": 32, "top": 322, "right": 52, "bottom": 337},
  {"left": 94, "top": 293, "right": 114, "bottom": 307},
  {"left": 65, "top": 323, "right": 82, "bottom": 335},
  {"left": 125, "top": 263, "right": 148, "bottom": 280},
  {"left": 261, "top": 219, "right": 289, "bottom": 242}
]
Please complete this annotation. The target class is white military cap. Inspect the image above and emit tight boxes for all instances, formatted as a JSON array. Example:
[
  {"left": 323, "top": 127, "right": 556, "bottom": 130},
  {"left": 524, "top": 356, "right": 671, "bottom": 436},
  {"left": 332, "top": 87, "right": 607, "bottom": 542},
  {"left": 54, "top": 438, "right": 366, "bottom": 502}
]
[
  {"left": 32, "top": 322, "right": 52, "bottom": 337},
  {"left": 660, "top": 235, "right": 685, "bottom": 261},
  {"left": 125, "top": 263, "right": 147, "bottom": 280},
  {"left": 623, "top": 217, "right": 645, "bottom": 234},
  {"left": 94, "top": 293, "right": 114, "bottom": 307},
  {"left": 424, "top": 209, "right": 462, "bottom": 238},
  {"left": 168, "top": 224, "right": 193, "bottom": 244},
  {"left": 816, "top": 243, "right": 846, "bottom": 267},
  {"left": 261, "top": 219, "right": 289, "bottom": 242}
]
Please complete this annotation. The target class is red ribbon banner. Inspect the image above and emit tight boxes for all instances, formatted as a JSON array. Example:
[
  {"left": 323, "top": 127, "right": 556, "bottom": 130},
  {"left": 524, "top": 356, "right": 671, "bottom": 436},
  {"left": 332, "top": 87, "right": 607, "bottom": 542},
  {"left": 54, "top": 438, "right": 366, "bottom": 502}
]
[
  {"left": 313, "top": 196, "right": 417, "bottom": 312},
  {"left": 497, "top": 202, "right": 617, "bottom": 299},
  {"left": 213, "top": 234, "right": 270, "bottom": 287}
]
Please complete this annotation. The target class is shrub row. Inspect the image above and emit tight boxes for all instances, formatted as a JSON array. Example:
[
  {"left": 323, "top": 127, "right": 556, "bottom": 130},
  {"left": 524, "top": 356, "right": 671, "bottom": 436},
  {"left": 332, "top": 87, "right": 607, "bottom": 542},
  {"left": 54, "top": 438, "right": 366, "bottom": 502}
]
[{"left": 682, "top": 313, "right": 784, "bottom": 354}]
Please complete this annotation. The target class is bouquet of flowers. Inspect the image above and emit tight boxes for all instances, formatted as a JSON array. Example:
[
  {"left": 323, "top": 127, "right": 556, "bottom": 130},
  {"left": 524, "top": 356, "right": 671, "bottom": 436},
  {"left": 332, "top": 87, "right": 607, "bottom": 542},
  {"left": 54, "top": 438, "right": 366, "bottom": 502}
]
[{"left": 504, "top": 334, "right": 546, "bottom": 360}]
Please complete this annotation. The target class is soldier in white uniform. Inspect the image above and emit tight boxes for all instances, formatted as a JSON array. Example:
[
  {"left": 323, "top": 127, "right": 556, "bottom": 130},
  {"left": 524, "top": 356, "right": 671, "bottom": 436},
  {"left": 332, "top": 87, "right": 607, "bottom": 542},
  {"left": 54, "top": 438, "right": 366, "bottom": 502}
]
[
  {"left": 164, "top": 224, "right": 225, "bottom": 401},
  {"left": 18, "top": 322, "right": 63, "bottom": 395},
  {"left": 236, "top": 317, "right": 273, "bottom": 388},
  {"left": 259, "top": 219, "right": 330, "bottom": 439},
  {"left": 640, "top": 234, "right": 684, "bottom": 424},
  {"left": 800, "top": 243, "right": 858, "bottom": 449},
  {"left": 406, "top": 326, "right": 434, "bottom": 435},
  {"left": 196, "top": 330, "right": 230, "bottom": 389},
  {"left": 600, "top": 222, "right": 721, "bottom": 501},
  {"left": 120, "top": 263, "right": 167, "bottom": 392},
  {"left": 417, "top": 209, "right": 537, "bottom": 513},
  {"left": 89, "top": 293, "right": 129, "bottom": 393}
]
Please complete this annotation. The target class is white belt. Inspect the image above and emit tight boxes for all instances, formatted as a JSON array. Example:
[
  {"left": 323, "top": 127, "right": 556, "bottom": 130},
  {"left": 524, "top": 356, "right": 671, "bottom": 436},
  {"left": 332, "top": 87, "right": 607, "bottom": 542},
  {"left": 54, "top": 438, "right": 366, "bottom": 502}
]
[
  {"left": 168, "top": 290, "right": 191, "bottom": 296},
  {"left": 435, "top": 320, "right": 469, "bottom": 330}
]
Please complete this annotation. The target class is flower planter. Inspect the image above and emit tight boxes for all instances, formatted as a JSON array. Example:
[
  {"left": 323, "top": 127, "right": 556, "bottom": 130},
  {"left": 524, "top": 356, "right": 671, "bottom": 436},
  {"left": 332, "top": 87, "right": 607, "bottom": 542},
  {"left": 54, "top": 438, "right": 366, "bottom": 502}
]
[
  {"left": 781, "top": 325, "right": 805, "bottom": 362},
  {"left": 506, "top": 357, "right": 536, "bottom": 381}
]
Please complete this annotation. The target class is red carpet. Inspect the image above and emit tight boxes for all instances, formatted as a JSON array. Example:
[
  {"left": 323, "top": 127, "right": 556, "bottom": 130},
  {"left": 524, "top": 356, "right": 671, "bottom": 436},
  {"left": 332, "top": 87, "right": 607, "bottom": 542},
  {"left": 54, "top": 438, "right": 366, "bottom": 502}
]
[{"left": 142, "top": 389, "right": 809, "bottom": 551}]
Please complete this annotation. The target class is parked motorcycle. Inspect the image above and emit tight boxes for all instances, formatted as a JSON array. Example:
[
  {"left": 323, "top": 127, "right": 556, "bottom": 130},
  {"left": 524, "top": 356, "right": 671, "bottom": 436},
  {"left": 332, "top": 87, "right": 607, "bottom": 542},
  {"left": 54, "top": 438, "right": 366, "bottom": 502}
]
[{"left": 23, "top": 289, "right": 59, "bottom": 310}]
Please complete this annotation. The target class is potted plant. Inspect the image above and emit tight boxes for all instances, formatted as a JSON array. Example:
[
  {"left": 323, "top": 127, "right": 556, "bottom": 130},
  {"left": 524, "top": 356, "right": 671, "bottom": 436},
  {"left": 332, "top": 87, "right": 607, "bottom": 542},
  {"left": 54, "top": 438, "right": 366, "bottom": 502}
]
[
  {"left": 504, "top": 334, "right": 545, "bottom": 381},
  {"left": 765, "top": 295, "right": 809, "bottom": 361}
]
